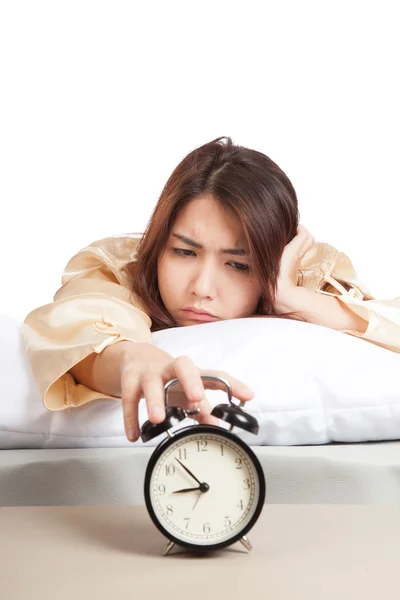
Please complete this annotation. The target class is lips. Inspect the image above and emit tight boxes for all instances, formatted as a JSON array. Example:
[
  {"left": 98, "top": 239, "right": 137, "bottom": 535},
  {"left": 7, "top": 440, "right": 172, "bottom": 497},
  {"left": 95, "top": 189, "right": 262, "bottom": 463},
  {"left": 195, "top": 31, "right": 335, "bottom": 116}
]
[
  {"left": 182, "top": 307, "right": 218, "bottom": 322},
  {"left": 183, "top": 307, "right": 215, "bottom": 317}
]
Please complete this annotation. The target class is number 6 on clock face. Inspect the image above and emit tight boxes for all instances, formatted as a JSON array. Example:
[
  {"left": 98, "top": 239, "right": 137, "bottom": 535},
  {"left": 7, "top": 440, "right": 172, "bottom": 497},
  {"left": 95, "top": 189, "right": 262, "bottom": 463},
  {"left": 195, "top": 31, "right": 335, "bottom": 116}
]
[{"left": 144, "top": 425, "right": 266, "bottom": 552}]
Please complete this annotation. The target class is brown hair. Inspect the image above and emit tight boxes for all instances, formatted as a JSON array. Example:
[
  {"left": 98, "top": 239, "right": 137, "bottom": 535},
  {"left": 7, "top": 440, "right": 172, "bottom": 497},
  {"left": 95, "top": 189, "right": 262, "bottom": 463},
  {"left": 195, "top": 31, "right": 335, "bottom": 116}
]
[{"left": 126, "top": 136, "right": 308, "bottom": 332}]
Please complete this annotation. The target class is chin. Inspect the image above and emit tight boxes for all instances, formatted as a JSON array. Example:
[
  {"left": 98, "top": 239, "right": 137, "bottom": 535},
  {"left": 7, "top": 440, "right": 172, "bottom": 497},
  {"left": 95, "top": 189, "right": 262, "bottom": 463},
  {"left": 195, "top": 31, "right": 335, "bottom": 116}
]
[
  {"left": 177, "top": 316, "right": 222, "bottom": 327},
  {"left": 178, "top": 319, "right": 209, "bottom": 327}
]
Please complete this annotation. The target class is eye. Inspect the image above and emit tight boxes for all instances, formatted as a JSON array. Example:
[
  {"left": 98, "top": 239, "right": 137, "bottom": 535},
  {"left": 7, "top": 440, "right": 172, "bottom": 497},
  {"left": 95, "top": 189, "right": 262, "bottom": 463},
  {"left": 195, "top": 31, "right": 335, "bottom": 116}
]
[
  {"left": 173, "top": 248, "right": 250, "bottom": 272},
  {"left": 173, "top": 248, "right": 196, "bottom": 257},
  {"left": 229, "top": 262, "right": 250, "bottom": 272}
]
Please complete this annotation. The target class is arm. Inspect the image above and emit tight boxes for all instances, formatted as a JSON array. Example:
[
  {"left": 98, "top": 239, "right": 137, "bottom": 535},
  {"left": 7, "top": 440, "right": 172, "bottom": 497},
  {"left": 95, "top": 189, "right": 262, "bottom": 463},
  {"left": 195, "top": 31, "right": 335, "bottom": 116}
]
[
  {"left": 22, "top": 236, "right": 153, "bottom": 411},
  {"left": 69, "top": 340, "right": 171, "bottom": 398},
  {"left": 275, "top": 286, "right": 369, "bottom": 333},
  {"left": 69, "top": 341, "right": 132, "bottom": 397},
  {"left": 293, "top": 243, "right": 400, "bottom": 355},
  {"left": 69, "top": 333, "right": 253, "bottom": 443}
]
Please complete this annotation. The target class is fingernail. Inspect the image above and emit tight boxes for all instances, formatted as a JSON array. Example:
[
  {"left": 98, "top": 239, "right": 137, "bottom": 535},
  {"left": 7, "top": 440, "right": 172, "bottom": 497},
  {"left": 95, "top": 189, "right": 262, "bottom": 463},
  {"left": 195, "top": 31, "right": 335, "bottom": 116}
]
[
  {"left": 244, "top": 386, "right": 254, "bottom": 397},
  {"left": 128, "top": 429, "right": 137, "bottom": 442}
]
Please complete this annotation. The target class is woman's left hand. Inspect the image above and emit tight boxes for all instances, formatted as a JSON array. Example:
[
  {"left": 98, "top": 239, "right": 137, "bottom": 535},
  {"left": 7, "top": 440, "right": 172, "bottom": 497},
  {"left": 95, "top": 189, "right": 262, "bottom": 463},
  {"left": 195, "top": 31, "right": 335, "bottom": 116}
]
[{"left": 275, "top": 225, "right": 315, "bottom": 309}]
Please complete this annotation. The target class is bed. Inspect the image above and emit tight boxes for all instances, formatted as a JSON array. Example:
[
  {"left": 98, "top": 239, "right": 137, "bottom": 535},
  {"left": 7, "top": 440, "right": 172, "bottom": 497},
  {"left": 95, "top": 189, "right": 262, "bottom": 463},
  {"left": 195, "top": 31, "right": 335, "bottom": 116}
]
[
  {"left": 2, "top": 314, "right": 400, "bottom": 506},
  {"left": 2, "top": 442, "right": 400, "bottom": 506}
]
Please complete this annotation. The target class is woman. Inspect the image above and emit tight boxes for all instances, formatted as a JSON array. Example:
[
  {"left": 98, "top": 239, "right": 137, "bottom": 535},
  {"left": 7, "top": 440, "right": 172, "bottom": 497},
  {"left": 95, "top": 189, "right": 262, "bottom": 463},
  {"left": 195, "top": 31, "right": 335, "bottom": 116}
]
[{"left": 23, "top": 136, "right": 400, "bottom": 443}]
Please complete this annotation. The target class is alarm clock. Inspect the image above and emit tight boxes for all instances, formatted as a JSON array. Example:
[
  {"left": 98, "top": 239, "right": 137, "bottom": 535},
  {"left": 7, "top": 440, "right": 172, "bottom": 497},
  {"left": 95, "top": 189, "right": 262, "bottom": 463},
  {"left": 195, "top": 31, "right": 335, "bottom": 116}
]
[{"left": 140, "top": 375, "right": 266, "bottom": 555}]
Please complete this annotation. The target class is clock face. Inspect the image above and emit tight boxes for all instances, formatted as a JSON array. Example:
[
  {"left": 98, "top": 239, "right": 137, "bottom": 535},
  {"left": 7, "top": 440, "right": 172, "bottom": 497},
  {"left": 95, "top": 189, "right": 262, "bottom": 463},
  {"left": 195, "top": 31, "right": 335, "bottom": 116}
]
[{"left": 145, "top": 426, "right": 265, "bottom": 549}]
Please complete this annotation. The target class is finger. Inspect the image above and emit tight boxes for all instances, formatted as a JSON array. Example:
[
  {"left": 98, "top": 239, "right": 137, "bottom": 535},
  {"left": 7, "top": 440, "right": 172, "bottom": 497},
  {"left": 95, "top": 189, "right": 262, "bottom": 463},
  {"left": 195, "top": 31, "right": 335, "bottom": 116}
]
[
  {"left": 297, "top": 226, "right": 314, "bottom": 257},
  {"left": 121, "top": 373, "right": 142, "bottom": 442},
  {"left": 163, "top": 357, "right": 219, "bottom": 424},
  {"left": 289, "top": 225, "right": 309, "bottom": 252},
  {"left": 298, "top": 225, "right": 312, "bottom": 242},
  {"left": 192, "top": 394, "right": 220, "bottom": 427},
  {"left": 163, "top": 385, "right": 219, "bottom": 426},
  {"left": 200, "top": 370, "right": 254, "bottom": 403},
  {"left": 141, "top": 374, "right": 166, "bottom": 424},
  {"left": 300, "top": 233, "right": 315, "bottom": 257},
  {"left": 296, "top": 224, "right": 309, "bottom": 239},
  {"left": 297, "top": 224, "right": 310, "bottom": 235},
  {"left": 165, "top": 355, "right": 205, "bottom": 403}
]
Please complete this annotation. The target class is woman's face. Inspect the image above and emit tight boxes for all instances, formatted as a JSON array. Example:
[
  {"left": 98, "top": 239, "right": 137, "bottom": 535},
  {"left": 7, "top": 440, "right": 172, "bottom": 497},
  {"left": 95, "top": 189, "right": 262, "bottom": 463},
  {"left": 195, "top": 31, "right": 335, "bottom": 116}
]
[{"left": 157, "top": 195, "right": 262, "bottom": 326}]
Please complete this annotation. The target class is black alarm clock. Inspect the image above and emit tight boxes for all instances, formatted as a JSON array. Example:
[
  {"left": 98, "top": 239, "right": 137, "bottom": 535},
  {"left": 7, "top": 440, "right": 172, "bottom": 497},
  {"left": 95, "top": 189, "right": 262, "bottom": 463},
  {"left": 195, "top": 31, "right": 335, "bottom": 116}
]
[{"left": 140, "top": 375, "right": 266, "bottom": 555}]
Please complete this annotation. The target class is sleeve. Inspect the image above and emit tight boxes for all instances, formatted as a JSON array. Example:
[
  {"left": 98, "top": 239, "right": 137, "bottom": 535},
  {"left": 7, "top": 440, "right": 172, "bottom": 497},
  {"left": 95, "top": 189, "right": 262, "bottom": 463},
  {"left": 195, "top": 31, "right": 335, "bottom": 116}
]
[
  {"left": 300, "top": 243, "right": 400, "bottom": 355},
  {"left": 22, "top": 236, "right": 153, "bottom": 411}
]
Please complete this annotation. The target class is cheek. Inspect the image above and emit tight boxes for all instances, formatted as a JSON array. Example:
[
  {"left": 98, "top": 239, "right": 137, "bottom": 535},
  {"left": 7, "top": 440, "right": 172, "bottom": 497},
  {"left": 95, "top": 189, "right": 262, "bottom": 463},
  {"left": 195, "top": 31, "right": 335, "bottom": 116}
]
[
  {"left": 157, "top": 257, "right": 182, "bottom": 304},
  {"left": 228, "top": 280, "right": 261, "bottom": 313}
]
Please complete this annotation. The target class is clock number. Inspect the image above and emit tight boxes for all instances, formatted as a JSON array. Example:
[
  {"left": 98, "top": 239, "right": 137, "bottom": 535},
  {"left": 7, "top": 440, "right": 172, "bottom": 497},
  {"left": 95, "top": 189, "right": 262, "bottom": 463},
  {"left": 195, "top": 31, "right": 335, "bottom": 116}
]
[
  {"left": 166, "top": 504, "right": 174, "bottom": 516},
  {"left": 158, "top": 484, "right": 166, "bottom": 495},
  {"left": 178, "top": 448, "right": 187, "bottom": 460},
  {"left": 197, "top": 440, "right": 208, "bottom": 452},
  {"left": 165, "top": 464, "right": 175, "bottom": 476},
  {"left": 183, "top": 518, "right": 190, "bottom": 530},
  {"left": 243, "top": 478, "right": 251, "bottom": 490},
  {"left": 235, "top": 458, "right": 243, "bottom": 469},
  {"left": 203, "top": 522, "right": 211, "bottom": 534},
  {"left": 224, "top": 516, "right": 232, "bottom": 528},
  {"left": 238, "top": 499, "right": 244, "bottom": 510},
  {"left": 220, "top": 444, "right": 224, "bottom": 456}
]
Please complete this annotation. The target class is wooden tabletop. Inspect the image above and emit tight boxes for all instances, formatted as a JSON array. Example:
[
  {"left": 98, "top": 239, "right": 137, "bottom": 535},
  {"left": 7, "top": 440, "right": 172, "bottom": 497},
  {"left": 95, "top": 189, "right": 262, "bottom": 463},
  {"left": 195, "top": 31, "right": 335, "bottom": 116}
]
[{"left": 0, "top": 504, "right": 398, "bottom": 599}]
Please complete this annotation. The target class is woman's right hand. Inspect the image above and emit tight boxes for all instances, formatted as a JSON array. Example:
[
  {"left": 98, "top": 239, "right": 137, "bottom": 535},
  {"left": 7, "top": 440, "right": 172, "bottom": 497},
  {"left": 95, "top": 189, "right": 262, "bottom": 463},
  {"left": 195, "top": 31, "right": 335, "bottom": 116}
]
[{"left": 119, "top": 342, "right": 254, "bottom": 442}]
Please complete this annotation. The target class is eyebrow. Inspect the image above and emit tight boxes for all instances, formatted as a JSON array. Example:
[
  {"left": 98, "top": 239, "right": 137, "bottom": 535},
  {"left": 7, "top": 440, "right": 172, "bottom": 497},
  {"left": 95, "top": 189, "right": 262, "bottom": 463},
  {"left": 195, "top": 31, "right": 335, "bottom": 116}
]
[{"left": 172, "top": 233, "right": 249, "bottom": 256}]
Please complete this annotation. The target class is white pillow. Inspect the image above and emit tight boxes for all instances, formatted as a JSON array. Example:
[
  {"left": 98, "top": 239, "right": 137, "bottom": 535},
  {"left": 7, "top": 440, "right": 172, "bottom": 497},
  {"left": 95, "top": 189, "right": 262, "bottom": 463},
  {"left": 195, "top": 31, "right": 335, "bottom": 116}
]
[{"left": 1, "top": 313, "right": 400, "bottom": 449}]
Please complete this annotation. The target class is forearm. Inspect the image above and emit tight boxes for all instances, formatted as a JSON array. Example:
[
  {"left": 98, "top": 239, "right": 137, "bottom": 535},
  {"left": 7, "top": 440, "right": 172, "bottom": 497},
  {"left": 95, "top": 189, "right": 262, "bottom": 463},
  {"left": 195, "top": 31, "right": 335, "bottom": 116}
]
[
  {"left": 69, "top": 341, "right": 142, "bottom": 397},
  {"left": 275, "top": 287, "right": 369, "bottom": 333}
]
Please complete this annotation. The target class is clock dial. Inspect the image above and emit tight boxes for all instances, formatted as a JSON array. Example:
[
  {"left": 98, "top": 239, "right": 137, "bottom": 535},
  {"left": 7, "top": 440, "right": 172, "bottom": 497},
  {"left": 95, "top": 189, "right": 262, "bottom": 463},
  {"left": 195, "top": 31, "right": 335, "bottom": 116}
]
[{"left": 148, "top": 430, "right": 263, "bottom": 547}]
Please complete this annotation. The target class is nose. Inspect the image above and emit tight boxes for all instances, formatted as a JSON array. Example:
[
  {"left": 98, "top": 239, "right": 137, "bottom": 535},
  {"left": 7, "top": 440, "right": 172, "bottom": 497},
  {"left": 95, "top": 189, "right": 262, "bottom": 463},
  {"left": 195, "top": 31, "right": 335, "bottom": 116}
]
[{"left": 190, "top": 260, "right": 217, "bottom": 299}]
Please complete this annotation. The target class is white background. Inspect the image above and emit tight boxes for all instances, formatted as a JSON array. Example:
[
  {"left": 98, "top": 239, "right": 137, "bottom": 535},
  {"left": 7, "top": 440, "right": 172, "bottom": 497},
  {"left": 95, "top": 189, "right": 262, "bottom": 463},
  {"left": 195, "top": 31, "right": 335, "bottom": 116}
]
[{"left": 1, "top": 0, "right": 399, "bottom": 322}]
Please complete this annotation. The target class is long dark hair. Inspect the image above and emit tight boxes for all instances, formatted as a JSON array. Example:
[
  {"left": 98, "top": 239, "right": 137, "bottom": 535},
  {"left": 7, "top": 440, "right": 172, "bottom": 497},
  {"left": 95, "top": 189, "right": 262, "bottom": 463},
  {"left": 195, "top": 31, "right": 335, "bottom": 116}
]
[{"left": 125, "top": 136, "right": 306, "bottom": 332}]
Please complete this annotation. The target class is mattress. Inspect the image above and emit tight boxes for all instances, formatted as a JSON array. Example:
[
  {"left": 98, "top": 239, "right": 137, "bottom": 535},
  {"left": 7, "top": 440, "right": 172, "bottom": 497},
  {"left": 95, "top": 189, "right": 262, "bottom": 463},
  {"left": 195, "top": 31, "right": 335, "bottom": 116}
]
[{"left": 1, "top": 441, "right": 400, "bottom": 506}]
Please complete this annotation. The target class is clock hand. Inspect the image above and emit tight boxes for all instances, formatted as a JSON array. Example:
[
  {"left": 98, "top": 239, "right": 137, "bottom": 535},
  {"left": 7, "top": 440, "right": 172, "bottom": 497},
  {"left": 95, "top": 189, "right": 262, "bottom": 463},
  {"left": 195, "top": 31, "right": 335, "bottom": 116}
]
[
  {"left": 173, "top": 483, "right": 210, "bottom": 494},
  {"left": 173, "top": 486, "right": 201, "bottom": 494},
  {"left": 192, "top": 491, "right": 202, "bottom": 512},
  {"left": 175, "top": 458, "right": 202, "bottom": 486}
]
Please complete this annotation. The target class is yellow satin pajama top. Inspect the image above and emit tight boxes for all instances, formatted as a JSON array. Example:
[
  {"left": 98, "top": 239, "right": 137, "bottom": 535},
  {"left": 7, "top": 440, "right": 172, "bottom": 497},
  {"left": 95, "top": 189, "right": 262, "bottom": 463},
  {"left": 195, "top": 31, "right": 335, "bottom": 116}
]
[{"left": 22, "top": 235, "right": 400, "bottom": 411}]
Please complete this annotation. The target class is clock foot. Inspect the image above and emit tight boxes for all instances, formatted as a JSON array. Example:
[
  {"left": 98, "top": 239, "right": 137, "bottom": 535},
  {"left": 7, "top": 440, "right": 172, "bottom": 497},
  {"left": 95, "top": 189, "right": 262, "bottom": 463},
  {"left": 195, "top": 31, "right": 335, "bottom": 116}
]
[
  {"left": 239, "top": 535, "right": 253, "bottom": 552},
  {"left": 163, "top": 540, "right": 175, "bottom": 556}
]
